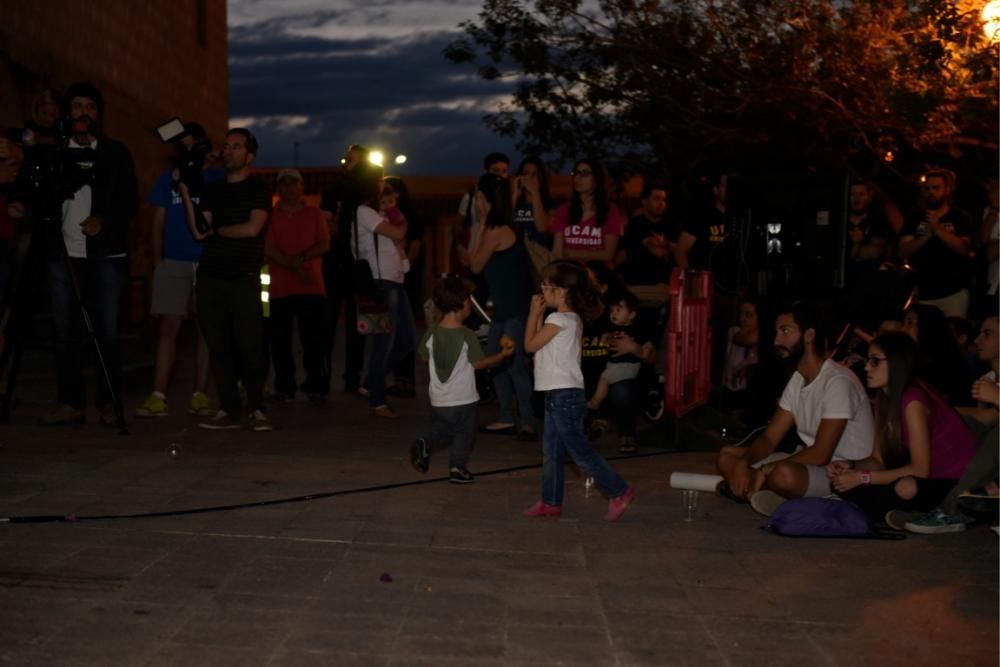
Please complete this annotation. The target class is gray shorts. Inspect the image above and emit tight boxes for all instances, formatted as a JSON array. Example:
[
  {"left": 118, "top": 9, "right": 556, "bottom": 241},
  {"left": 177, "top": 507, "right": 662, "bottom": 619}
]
[
  {"left": 601, "top": 362, "right": 641, "bottom": 384},
  {"left": 752, "top": 449, "right": 833, "bottom": 497},
  {"left": 151, "top": 259, "right": 198, "bottom": 316}
]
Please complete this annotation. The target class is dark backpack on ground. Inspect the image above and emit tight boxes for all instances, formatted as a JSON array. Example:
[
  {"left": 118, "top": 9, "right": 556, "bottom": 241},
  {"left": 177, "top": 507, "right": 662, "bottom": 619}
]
[{"left": 767, "top": 498, "right": 905, "bottom": 540}]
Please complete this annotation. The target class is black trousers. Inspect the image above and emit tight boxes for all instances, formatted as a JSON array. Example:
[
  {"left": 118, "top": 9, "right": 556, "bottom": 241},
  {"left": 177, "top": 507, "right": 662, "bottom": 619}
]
[
  {"left": 197, "top": 273, "right": 266, "bottom": 416},
  {"left": 323, "top": 264, "right": 365, "bottom": 392},
  {"left": 269, "top": 294, "right": 329, "bottom": 396},
  {"left": 839, "top": 477, "right": 957, "bottom": 521}
]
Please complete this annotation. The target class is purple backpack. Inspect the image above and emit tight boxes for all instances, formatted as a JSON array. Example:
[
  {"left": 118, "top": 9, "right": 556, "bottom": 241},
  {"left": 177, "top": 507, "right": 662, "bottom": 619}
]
[{"left": 767, "top": 498, "right": 904, "bottom": 540}]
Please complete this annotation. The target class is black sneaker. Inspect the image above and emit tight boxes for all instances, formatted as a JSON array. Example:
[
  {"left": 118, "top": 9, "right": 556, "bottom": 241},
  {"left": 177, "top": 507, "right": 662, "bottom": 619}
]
[
  {"left": 410, "top": 438, "right": 431, "bottom": 473},
  {"left": 449, "top": 467, "right": 474, "bottom": 484}
]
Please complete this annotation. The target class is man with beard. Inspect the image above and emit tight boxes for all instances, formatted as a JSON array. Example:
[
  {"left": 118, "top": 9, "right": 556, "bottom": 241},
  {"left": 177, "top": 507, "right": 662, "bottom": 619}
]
[
  {"left": 40, "top": 82, "right": 138, "bottom": 426},
  {"left": 179, "top": 128, "right": 272, "bottom": 431},
  {"left": 899, "top": 169, "right": 975, "bottom": 318},
  {"left": 716, "top": 302, "right": 875, "bottom": 516}
]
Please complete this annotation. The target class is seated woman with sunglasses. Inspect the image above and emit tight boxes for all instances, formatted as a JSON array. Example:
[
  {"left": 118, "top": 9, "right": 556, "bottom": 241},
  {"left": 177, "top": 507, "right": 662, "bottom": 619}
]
[{"left": 827, "top": 331, "right": 977, "bottom": 523}]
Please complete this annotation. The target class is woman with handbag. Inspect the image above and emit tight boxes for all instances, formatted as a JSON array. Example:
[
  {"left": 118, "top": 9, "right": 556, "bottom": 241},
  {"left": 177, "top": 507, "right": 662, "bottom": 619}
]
[{"left": 350, "top": 163, "right": 416, "bottom": 418}]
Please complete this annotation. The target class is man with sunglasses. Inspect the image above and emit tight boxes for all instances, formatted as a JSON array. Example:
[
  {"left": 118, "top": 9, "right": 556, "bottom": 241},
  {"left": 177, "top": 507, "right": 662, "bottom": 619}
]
[{"left": 716, "top": 301, "right": 875, "bottom": 516}]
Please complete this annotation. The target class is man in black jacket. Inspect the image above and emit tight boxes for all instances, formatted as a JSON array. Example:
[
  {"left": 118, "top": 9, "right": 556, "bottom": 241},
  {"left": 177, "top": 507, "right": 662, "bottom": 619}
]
[{"left": 40, "top": 81, "right": 138, "bottom": 426}]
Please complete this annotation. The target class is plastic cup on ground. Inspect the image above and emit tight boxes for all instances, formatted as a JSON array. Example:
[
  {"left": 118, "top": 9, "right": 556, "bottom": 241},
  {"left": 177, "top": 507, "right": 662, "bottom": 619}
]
[{"left": 682, "top": 489, "right": 698, "bottom": 522}]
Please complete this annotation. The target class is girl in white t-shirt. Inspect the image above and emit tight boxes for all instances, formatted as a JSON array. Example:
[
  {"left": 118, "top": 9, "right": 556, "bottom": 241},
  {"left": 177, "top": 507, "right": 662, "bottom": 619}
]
[{"left": 522, "top": 260, "right": 635, "bottom": 522}]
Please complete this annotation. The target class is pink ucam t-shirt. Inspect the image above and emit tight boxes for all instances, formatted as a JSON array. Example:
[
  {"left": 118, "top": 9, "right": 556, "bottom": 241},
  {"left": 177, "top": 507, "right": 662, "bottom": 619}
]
[{"left": 551, "top": 203, "right": 622, "bottom": 254}]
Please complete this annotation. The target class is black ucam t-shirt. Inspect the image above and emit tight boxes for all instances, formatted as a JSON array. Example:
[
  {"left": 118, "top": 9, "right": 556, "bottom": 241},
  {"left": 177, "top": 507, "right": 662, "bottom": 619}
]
[
  {"left": 198, "top": 176, "right": 272, "bottom": 278},
  {"left": 899, "top": 208, "right": 975, "bottom": 299}
]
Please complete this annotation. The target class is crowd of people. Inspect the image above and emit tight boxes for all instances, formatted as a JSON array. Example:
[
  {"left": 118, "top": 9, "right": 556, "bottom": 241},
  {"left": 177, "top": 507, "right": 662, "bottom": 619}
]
[{"left": 0, "top": 82, "right": 997, "bottom": 530}]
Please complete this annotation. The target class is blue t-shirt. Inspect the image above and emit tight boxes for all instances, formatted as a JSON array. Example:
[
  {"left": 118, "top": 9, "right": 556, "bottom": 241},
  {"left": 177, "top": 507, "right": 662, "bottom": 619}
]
[{"left": 148, "top": 167, "right": 225, "bottom": 262}]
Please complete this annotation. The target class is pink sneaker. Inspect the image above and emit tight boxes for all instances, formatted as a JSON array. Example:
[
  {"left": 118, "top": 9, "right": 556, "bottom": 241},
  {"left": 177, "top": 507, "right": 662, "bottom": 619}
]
[
  {"left": 606, "top": 487, "right": 635, "bottom": 522},
  {"left": 522, "top": 501, "right": 562, "bottom": 518}
]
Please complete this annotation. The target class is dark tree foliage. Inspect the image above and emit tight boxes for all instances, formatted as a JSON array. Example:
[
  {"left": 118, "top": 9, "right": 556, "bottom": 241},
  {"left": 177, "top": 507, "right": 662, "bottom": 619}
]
[{"left": 445, "top": 1, "right": 998, "bottom": 179}]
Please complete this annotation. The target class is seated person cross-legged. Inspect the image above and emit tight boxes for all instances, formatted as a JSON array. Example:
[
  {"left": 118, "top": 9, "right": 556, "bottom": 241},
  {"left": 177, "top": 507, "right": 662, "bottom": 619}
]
[
  {"left": 827, "top": 332, "right": 977, "bottom": 526},
  {"left": 716, "top": 302, "right": 875, "bottom": 516}
]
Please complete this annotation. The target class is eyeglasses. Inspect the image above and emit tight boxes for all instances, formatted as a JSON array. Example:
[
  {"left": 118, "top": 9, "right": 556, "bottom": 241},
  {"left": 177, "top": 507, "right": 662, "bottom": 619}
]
[
  {"left": 540, "top": 283, "right": 560, "bottom": 291},
  {"left": 864, "top": 355, "right": 888, "bottom": 368}
]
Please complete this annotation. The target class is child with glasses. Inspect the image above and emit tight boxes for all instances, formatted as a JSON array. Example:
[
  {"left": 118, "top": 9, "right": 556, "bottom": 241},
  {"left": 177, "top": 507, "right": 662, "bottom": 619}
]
[
  {"left": 827, "top": 331, "right": 977, "bottom": 524},
  {"left": 522, "top": 260, "right": 635, "bottom": 521}
]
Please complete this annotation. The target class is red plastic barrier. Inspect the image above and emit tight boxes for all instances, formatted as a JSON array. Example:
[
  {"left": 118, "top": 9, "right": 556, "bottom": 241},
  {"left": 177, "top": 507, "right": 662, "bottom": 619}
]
[{"left": 664, "top": 268, "right": 713, "bottom": 417}]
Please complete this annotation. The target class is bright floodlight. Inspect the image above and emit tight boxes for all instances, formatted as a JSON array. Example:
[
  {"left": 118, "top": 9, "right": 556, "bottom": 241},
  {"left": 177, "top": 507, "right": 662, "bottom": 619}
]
[
  {"left": 984, "top": 0, "right": 1000, "bottom": 43},
  {"left": 369, "top": 151, "right": 385, "bottom": 167},
  {"left": 395, "top": 154, "right": 408, "bottom": 165}
]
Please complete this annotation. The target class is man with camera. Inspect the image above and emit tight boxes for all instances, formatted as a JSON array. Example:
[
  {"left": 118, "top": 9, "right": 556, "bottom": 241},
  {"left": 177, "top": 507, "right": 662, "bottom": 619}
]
[
  {"left": 135, "top": 122, "right": 224, "bottom": 419},
  {"left": 178, "top": 128, "right": 272, "bottom": 431},
  {"left": 40, "top": 81, "right": 138, "bottom": 427}
]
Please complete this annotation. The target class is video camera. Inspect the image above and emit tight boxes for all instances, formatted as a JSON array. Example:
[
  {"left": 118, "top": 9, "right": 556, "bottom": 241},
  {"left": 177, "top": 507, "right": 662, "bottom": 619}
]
[
  {"left": 156, "top": 118, "right": 212, "bottom": 196},
  {"left": 3, "top": 123, "right": 98, "bottom": 227}
]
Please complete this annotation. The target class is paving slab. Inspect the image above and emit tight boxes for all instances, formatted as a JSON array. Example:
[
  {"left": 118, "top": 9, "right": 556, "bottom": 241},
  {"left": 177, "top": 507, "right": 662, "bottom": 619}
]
[{"left": 0, "top": 351, "right": 996, "bottom": 666}]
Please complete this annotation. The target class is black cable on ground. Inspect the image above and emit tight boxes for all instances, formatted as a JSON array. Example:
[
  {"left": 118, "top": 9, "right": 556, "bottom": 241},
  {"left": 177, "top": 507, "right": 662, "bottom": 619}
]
[{"left": 0, "top": 449, "right": 685, "bottom": 525}]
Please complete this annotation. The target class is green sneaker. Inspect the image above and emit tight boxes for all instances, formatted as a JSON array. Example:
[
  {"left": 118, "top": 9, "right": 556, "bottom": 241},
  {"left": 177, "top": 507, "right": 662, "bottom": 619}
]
[
  {"left": 904, "top": 507, "right": 973, "bottom": 535},
  {"left": 188, "top": 391, "right": 216, "bottom": 416},
  {"left": 135, "top": 393, "right": 168, "bottom": 418}
]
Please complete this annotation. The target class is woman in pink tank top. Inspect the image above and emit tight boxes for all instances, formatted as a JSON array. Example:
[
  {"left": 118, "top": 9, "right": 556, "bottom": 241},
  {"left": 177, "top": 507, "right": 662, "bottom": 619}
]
[{"left": 826, "top": 331, "right": 977, "bottom": 521}]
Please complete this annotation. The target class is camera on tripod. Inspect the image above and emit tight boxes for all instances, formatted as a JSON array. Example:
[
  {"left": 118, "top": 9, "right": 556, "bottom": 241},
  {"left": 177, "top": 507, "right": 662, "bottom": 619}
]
[
  {"left": 156, "top": 118, "right": 212, "bottom": 196},
  {"left": 4, "top": 123, "right": 98, "bottom": 228}
]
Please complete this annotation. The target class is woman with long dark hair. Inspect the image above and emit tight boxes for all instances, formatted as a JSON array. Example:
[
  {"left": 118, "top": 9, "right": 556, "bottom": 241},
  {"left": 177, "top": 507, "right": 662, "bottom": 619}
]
[
  {"left": 551, "top": 158, "right": 621, "bottom": 266},
  {"left": 827, "top": 331, "right": 977, "bottom": 521},
  {"left": 469, "top": 174, "right": 536, "bottom": 438},
  {"left": 513, "top": 155, "right": 555, "bottom": 248},
  {"left": 383, "top": 176, "right": 423, "bottom": 398}
]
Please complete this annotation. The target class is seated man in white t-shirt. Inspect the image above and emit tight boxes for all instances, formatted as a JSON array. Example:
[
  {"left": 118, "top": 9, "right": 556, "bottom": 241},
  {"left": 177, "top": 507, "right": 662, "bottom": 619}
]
[{"left": 717, "top": 302, "right": 875, "bottom": 516}]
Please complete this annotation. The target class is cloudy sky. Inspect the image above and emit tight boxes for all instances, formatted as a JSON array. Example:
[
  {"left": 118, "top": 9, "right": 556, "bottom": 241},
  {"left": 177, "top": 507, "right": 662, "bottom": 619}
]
[{"left": 228, "top": 0, "right": 519, "bottom": 174}]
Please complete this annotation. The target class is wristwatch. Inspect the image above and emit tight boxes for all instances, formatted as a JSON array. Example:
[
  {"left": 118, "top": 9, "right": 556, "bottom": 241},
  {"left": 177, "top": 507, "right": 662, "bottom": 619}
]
[{"left": 859, "top": 471, "right": 872, "bottom": 486}]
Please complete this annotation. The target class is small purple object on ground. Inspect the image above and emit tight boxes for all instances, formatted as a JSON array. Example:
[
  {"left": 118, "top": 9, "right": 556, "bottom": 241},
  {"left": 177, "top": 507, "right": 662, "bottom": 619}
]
[{"left": 379, "top": 572, "right": 393, "bottom": 583}]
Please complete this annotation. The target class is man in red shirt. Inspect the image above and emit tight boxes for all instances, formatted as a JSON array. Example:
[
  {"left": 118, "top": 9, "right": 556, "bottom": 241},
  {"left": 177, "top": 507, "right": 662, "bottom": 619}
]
[{"left": 265, "top": 169, "right": 331, "bottom": 402}]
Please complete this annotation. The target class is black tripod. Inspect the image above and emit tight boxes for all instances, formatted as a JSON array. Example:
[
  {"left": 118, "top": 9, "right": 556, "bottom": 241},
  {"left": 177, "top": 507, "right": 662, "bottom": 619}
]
[{"left": 0, "top": 213, "right": 129, "bottom": 435}]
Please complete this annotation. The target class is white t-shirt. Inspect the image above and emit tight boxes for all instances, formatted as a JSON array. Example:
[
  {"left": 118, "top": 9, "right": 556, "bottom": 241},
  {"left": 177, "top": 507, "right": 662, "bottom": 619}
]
[
  {"left": 425, "top": 333, "right": 478, "bottom": 408},
  {"left": 533, "top": 311, "right": 584, "bottom": 391},
  {"left": 778, "top": 359, "right": 875, "bottom": 461},
  {"left": 60, "top": 138, "right": 125, "bottom": 260},
  {"left": 353, "top": 205, "right": 405, "bottom": 284},
  {"left": 61, "top": 137, "right": 96, "bottom": 259}
]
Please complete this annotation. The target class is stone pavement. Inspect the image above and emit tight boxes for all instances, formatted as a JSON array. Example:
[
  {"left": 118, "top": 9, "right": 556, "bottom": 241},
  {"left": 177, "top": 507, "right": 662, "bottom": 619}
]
[{"left": 0, "top": 360, "right": 996, "bottom": 666}]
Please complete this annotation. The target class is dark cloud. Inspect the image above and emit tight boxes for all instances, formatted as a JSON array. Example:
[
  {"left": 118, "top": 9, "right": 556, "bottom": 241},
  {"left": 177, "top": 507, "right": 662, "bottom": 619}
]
[{"left": 228, "top": 21, "right": 520, "bottom": 174}]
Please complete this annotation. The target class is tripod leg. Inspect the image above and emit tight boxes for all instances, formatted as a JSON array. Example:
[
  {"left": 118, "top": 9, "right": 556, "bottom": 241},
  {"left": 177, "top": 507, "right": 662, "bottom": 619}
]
[
  {"left": 83, "top": 310, "right": 129, "bottom": 435},
  {"left": 64, "top": 255, "right": 129, "bottom": 436}
]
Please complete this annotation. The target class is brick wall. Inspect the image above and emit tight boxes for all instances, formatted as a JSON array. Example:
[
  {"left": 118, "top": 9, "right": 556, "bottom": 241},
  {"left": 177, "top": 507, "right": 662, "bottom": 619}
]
[{"left": 0, "top": 0, "right": 229, "bottom": 320}]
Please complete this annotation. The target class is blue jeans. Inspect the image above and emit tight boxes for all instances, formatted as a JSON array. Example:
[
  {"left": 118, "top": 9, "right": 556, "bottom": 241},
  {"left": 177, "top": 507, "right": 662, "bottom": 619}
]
[
  {"left": 486, "top": 316, "right": 534, "bottom": 427},
  {"left": 364, "top": 280, "right": 416, "bottom": 407},
  {"left": 47, "top": 257, "right": 127, "bottom": 409},
  {"left": 542, "top": 388, "right": 628, "bottom": 506}
]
